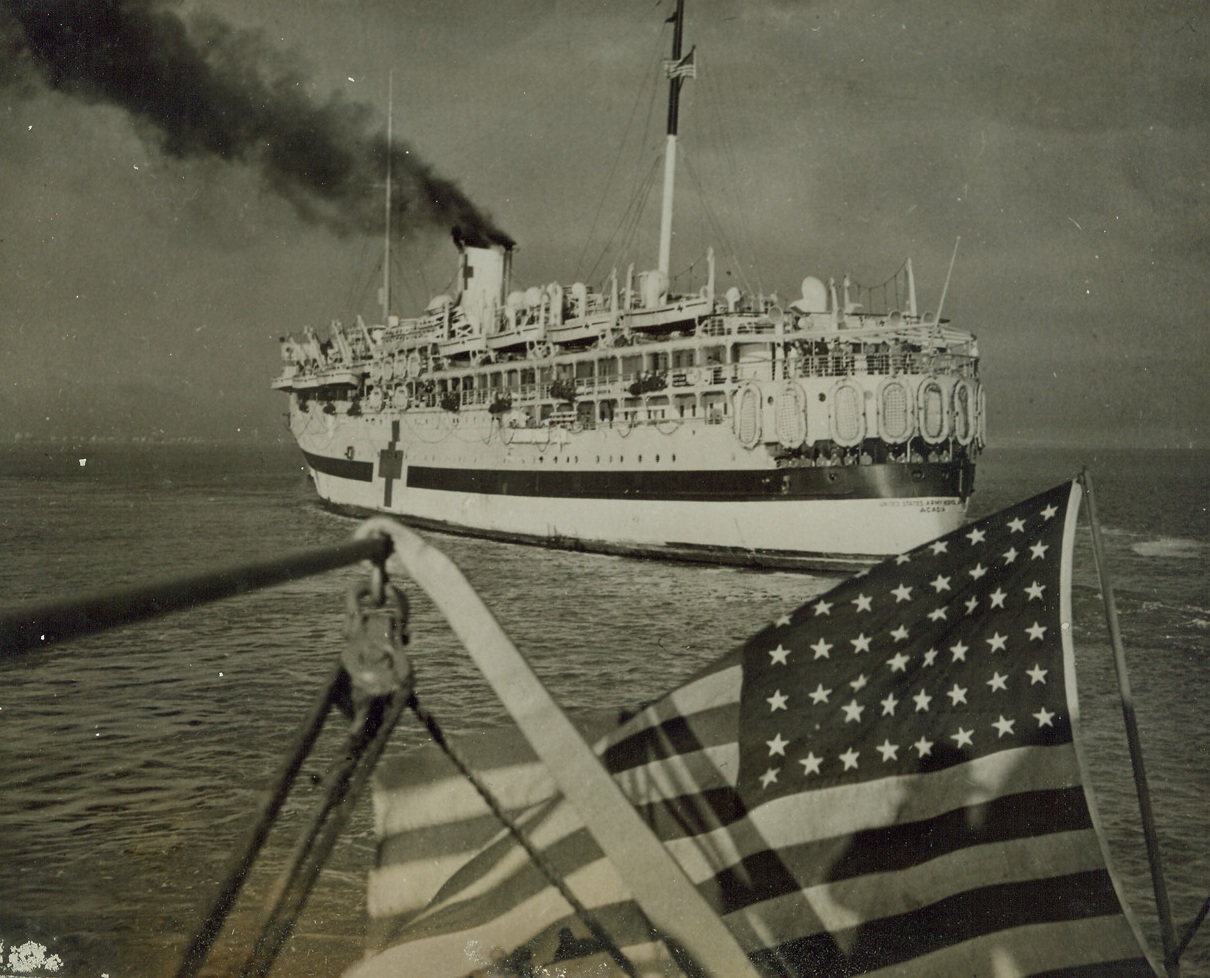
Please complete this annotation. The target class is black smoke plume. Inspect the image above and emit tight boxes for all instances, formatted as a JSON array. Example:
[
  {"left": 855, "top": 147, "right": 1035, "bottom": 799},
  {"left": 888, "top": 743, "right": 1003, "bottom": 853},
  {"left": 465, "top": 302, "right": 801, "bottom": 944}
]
[{"left": 0, "top": 0, "right": 514, "bottom": 248}]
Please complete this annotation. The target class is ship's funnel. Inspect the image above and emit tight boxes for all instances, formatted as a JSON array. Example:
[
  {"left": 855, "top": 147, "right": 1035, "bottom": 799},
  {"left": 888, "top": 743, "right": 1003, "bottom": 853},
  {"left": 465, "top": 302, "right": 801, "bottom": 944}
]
[{"left": 454, "top": 237, "right": 510, "bottom": 331}]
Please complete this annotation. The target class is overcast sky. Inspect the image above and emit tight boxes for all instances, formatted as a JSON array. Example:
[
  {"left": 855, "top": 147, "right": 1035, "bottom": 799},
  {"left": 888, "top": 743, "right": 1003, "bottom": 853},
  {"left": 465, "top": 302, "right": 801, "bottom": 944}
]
[{"left": 2, "top": 0, "right": 1207, "bottom": 447}]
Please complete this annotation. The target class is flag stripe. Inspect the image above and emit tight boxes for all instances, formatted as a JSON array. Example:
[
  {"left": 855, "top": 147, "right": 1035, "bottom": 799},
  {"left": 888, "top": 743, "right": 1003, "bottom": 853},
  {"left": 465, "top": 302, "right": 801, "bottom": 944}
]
[
  {"left": 598, "top": 664, "right": 742, "bottom": 757},
  {"left": 373, "top": 758, "right": 555, "bottom": 836},
  {"left": 603, "top": 702, "right": 740, "bottom": 774},
  {"left": 722, "top": 828, "right": 1114, "bottom": 949},
  {"left": 661, "top": 743, "right": 1082, "bottom": 883},
  {"left": 781, "top": 785, "right": 1092, "bottom": 885},
  {"left": 368, "top": 795, "right": 565, "bottom": 919},
  {"left": 845, "top": 914, "right": 1157, "bottom": 978},
  {"left": 762, "top": 870, "right": 1130, "bottom": 974}
]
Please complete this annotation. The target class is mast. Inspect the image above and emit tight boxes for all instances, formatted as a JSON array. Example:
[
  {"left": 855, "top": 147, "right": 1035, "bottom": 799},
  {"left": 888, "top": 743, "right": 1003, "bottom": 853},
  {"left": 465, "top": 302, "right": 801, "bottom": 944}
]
[
  {"left": 382, "top": 71, "right": 394, "bottom": 324},
  {"left": 657, "top": 0, "right": 691, "bottom": 280}
]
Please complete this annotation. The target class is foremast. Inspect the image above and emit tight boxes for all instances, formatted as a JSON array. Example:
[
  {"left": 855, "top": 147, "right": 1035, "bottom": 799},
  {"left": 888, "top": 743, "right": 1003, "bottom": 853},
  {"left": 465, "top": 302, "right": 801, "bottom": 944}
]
[
  {"left": 657, "top": 0, "right": 693, "bottom": 280},
  {"left": 381, "top": 71, "right": 394, "bottom": 324}
]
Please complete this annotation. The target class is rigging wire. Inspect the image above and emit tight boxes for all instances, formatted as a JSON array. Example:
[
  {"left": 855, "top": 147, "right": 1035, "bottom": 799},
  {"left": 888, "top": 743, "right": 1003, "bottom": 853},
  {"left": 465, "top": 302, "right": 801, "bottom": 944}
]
[
  {"left": 680, "top": 150, "right": 752, "bottom": 294},
  {"left": 572, "top": 19, "right": 670, "bottom": 284},
  {"left": 588, "top": 155, "right": 663, "bottom": 285},
  {"left": 696, "top": 46, "right": 767, "bottom": 296}
]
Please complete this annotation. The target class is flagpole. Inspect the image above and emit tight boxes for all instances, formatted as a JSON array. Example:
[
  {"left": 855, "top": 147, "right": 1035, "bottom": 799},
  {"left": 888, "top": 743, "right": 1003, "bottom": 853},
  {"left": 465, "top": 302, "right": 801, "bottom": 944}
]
[
  {"left": 657, "top": 0, "right": 686, "bottom": 279},
  {"left": 1080, "top": 469, "right": 1178, "bottom": 975}
]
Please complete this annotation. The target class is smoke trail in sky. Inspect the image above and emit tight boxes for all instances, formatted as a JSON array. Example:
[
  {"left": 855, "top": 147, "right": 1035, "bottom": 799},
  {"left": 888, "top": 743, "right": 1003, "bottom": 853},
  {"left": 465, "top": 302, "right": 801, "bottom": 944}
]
[{"left": 0, "top": 0, "right": 514, "bottom": 248}]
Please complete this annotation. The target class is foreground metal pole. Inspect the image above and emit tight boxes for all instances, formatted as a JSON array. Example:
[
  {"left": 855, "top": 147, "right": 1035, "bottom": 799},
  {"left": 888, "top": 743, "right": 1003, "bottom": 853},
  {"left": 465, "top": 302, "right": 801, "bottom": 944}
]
[
  {"left": 1081, "top": 470, "right": 1178, "bottom": 975},
  {"left": 0, "top": 537, "right": 392, "bottom": 655},
  {"left": 355, "top": 517, "right": 762, "bottom": 978}
]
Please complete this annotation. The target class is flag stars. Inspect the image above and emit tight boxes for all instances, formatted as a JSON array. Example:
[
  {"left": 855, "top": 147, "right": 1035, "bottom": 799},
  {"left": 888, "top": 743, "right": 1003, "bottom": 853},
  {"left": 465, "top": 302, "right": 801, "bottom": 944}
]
[
  {"left": 767, "top": 733, "right": 789, "bottom": 756},
  {"left": 1003, "top": 547, "right": 1019, "bottom": 564},
  {"left": 913, "top": 736, "right": 934, "bottom": 757},
  {"left": 913, "top": 689, "right": 933, "bottom": 712},
  {"left": 809, "top": 683, "right": 832, "bottom": 705},
  {"left": 800, "top": 752, "right": 823, "bottom": 775},
  {"left": 890, "top": 625, "right": 909, "bottom": 642},
  {"left": 950, "top": 641, "right": 969, "bottom": 662},
  {"left": 922, "top": 648, "right": 939, "bottom": 666},
  {"left": 1025, "top": 581, "right": 1046, "bottom": 601},
  {"left": 928, "top": 607, "right": 948, "bottom": 622},
  {"left": 895, "top": 553, "right": 911, "bottom": 565},
  {"left": 886, "top": 652, "right": 910, "bottom": 673},
  {"left": 839, "top": 748, "right": 860, "bottom": 770},
  {"left": 965, "top": 595, "right": 979, "bottom": 615},
  {"left": 811, "top": 638, "right": 834, "bottom": 659},
  {"left": 966, "top": 527, "right": 987, "bottom": 545},
  {"left": 1008, "top": 517, "right": 1027, "bottom": 533},
  {"left": 989, "top": 588, "right": 1007, "bottom": 609},
  {"left": 880, "top": 693, "right": 900, "bottom": 716},
  {"left": 813, "top": 599, "right": 833, "bottom": 616},
  {"left": 930, "top": 574, "right": 952, "bottom": 593},
  {"left": 767, "top": 689, "right": 789, "bottom": 711},
  {"left": 1026, "top": 622, "right": 1047, "bottom": 641},
  {"left": 986, "top": 671, "right": 1008, "bottom": 692},
  {"left": 892, "top": 583, "right": 914, "bottom": 603},
  {"left": 851, "top": 593, "right": 873, "bottom": 613},
  {"left": 774, "top": 613, "right": 792, "bottom": 628},
  {"left": 947, "top": 684, "right": 969, "bottom": 706},
  {"left": 851, "top": 633, "right": 872, "bottom": 654},
  {"left": 768, "top": 644, "right": 791, "bottom": 665},
  {"left": 1041, "top": 503, "right": 1058, "bottom": 520},
  {"left": 850, "top": 673, "right": 869, "bottom": 692},
  {"left": 986, "top": 632, "right": 1008, "bottom": 653},
  {"left": 842, "top": 699, "right": 865, "bottom": 723},
  {"left": 930, "top": 540, "right": 949, "bottom": 555},
  {"left": 992, "top": 716, "right": 1016, "bottom": 738},
  {"left": 1030, "top": 541, "right": 1049, "bottom": 560},
  {"left": 969, "top": 563, "right": 988, "bottom": 580},
  {"left": 759, "top": 768, "right": 779, "bottom": 788},
  {"left": 1027, "top": 664, "right": 1048, "bottom": 685},
  {"left": 951, "top": 727, "right": 974, "bottom": 748},
  {"left": 877, "top": 740, "right": 900, "bottom": 762},
  {"left": 1034, "top": 707, "right": 1056, "bottom": 728}
]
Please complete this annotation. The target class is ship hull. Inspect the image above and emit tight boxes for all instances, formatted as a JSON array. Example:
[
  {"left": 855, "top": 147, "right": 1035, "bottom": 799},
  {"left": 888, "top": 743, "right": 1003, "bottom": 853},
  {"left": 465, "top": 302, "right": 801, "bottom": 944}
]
[{"left": 292, "top": 408, "right": 973, "bottom": 572}]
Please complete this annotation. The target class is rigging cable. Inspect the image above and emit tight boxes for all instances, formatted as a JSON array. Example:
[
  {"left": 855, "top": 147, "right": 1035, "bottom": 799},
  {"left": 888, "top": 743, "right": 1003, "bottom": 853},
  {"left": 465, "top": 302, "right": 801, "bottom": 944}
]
[
  {"left": 698, "top": 48, "right": 766, "bottom": 296},
  {"left": 573, "top": 19, "right": 669, "bottom": 283}
]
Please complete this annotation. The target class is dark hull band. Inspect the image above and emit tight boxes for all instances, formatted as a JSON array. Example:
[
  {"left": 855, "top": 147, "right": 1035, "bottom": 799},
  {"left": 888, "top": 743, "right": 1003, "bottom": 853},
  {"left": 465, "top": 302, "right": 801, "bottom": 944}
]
[
  {"left": 302, "top": 450, "right": 374, "bottom": 482},
  {"left": 303, "top": 450, "right": 976, "bottom": 503}
]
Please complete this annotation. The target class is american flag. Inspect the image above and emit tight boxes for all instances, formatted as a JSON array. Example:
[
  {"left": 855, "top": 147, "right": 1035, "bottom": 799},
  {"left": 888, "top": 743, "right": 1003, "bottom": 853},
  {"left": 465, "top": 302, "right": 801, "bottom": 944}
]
[
  {"left": 351, "top": 481, "right": 1161, "bottom": 978},
  {"left": 663, "top": 47, "right": 697, "bottom": 80}
]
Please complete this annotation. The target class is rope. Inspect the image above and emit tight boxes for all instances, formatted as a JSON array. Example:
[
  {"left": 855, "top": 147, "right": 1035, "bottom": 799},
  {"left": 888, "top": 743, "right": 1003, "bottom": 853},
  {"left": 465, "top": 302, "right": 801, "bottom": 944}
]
[
  {"left": 173, "top": 662, "right": 346, "bottom": 978},
  {"left": 409, "top": 696, "right": 640, "bottom": 978},
  {"left": 239, "top": 690, "right": 413, "bottom": 977},
  {"left": 1170, "top": 890, "right": 1210, "bottom": 970}
]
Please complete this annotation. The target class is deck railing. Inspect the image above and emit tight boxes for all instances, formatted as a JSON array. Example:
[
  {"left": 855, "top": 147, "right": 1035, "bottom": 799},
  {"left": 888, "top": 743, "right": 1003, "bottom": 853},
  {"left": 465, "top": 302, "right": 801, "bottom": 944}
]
[{"left": 0, "top": 536, "right": 391, "bottom": 655}]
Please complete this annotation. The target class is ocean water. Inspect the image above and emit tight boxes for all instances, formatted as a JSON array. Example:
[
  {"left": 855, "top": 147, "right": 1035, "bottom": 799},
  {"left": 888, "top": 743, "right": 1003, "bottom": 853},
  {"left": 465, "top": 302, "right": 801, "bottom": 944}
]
[{"left": 0, "top": 443, "right": 1206, "bottom": 977}]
